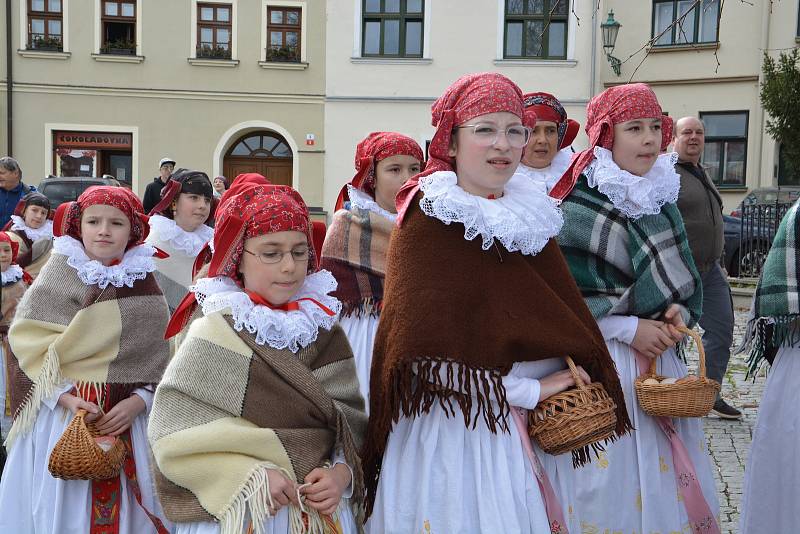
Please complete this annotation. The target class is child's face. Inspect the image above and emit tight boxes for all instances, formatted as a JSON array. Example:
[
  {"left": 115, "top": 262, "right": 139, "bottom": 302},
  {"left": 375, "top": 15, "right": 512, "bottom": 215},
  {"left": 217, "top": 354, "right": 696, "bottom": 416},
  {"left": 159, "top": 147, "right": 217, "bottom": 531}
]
[
  {"left": 80, "top": 204, "right": 131, "bottom": 266},
  {"left": 23, "top": 205, "right": 49, "bottom": 229},
  {"left": 0, "top": 243, "right": 12, "bottom": 271},
  {"left": 374, "top": 154, "right": 422, "bottom": 214},
  {"left": 449, "top": 111, "right": 525, "bottom": 198},
  {"left": 611, "top": 118, "right": 663, "bottom": 177},
  {"left": 239, "top": 230, "right": 309, "bottom": 306},
  {"left": 173, "top": 193, "right": 211, "bottom": 232}
]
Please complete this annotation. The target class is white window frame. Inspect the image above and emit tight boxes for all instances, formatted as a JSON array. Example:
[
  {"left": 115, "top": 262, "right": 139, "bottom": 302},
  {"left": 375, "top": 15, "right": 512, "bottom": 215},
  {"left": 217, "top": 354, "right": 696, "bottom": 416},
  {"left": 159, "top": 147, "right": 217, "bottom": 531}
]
[
  {"left": 494, "top": 0, "right": 578, "bottom": 64},
  {"left": 261, "top": 1, "right": 307, "bottom": 63},
  {"left": 19, "top": 0, "right": 70, "bottom": 53},
  {"left": 352, "top": 0, "right": 432, "bottom": 60},
  {"left": 92, "top": 0, "right": 143, "bottom": 58},
  {"left": 190, "top": 0, "right": 238, "bottom": 60}
]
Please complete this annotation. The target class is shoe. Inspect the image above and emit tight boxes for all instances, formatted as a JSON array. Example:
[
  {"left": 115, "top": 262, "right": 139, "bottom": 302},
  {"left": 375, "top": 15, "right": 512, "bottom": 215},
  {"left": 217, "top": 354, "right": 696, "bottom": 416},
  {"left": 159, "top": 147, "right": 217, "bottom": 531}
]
[{"left": 711, "top": 398, "right": 742, "bottom": 420}]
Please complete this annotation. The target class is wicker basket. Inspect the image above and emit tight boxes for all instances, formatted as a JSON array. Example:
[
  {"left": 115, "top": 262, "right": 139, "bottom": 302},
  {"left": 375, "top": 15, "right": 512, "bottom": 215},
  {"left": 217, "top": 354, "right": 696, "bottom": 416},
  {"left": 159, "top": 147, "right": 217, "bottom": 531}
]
[
  {"left": 48, "top": 409, "right": 127, "bottom": 480},
  {"left": 528, "top": 356, "right": 618, "bottom": 456},
  {"left": 634, "top": 326, "right": 720, "bottom": 418}
]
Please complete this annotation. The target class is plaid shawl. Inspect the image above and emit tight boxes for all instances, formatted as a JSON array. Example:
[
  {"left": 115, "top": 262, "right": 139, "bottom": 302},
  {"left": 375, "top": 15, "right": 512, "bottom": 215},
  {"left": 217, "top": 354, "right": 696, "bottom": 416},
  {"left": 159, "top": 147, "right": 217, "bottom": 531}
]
[
  {"left": 149, "top": 312, "right": 367, "bottom": 534},
  {"left": 5, "top": 252, "right": 171, "bottom": 447},
  {"left": 557, "top": 175, "right": 702, "bottom": 325},
  {"left": 740, "top": 201, "right": 800, "bottom": 373},
  {"left": 320, "top": 207, "right": 393, "bottom": 318}
]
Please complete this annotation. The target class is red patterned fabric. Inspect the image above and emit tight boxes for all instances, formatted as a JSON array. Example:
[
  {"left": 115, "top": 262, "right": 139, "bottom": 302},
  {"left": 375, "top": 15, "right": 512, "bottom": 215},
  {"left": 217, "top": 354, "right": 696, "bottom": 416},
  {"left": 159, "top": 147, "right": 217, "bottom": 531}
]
[
  {"left": 0, "top": 231, "right": 20, "bottom": 263},
  {"left": 395, "top": 72, "right": 526, "bottom": 224},
  {"left": 334, "top": 132, "right": 424, "bottom": 211},
  {"left": 53, "top": 186, "right": 150, "bottom": 249},
  {"left": 550, "top": 83, "right": 672, "bottom": 201},
  {"left": 522, "top": 91, "right": 579, "bottom": 149}
]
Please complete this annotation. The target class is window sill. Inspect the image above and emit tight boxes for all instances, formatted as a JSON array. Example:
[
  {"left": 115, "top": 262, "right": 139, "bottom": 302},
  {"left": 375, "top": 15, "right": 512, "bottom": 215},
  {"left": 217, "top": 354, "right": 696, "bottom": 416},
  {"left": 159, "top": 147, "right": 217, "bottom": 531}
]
[
  {"left": 259, "top": 61, "right": 309, "bottom": 70},
  {"left": 717, "top": 186, "right": 748, "bottom": 192},
  {"left": 493, "top": 59, "right": 577, "bottom": 67},
  {"left": 92, "top": 53, "right": 145, "bottom": 64},
  {"left": 350, "top": 57, "right": 432, "bottom": 65},
  {"left": 187, "top": 57, "right": 240, "bottom": 67},
  {"left": 647, "top": 42, "right": 719, "bottom": 53},
  {"left": 17, "top": 49, "right": 71, "bottom": 60}
]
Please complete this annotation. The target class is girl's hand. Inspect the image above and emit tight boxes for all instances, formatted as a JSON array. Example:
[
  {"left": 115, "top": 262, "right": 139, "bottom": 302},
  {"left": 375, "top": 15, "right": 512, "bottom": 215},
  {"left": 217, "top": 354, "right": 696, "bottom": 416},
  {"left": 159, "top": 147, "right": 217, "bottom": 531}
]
[
  {"left": 632, "top": 319, "right": 675, "bottom": 359},
  {"left": 57, "top": 393, "right": 101, "bottom": 423},
  {"left": 93, "top": 394, "right": 146, "bottom": 436},
  {"left": 301, "top": 464, "right": 351, "bottom": 516},
  {"left": 538, "top": 366, "right": 591, "bottom": 402},
  {"left": 661, "top": 304, "right": 687, "bottom": 343},
  {"left": 265, "top": 469, "right": 299, "bottom": 515}
]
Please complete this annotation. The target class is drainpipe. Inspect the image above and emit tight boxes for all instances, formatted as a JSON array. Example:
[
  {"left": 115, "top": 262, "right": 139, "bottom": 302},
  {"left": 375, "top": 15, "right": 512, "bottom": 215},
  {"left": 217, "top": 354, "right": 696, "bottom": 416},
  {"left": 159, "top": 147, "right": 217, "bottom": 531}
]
[
  {"left": 5, "top": 0, "right": 12, "bottom": 156},
  {"left": 756, "top": 1, "right": 771, "bottom": 187},
  {"left": 589, "top": 1, "right": 598, "bottom": 99}
]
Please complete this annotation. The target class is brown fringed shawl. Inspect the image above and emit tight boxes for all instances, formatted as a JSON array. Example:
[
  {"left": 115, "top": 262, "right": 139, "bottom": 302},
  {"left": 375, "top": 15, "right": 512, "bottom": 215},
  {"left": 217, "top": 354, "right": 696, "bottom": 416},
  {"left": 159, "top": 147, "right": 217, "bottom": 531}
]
[
  {"left": 320, "top": 207, "right": 393, "bottom": 318},
  {"left": 362, "top": 197, "right": 632, "bottom": 512}
]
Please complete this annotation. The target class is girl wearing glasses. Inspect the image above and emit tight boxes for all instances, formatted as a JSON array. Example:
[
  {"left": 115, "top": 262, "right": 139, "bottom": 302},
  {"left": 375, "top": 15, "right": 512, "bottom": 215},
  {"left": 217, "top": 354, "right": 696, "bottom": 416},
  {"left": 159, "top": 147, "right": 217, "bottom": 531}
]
[
  {"left": 321, "top": 132, "right": 423, "bottom": 408},
  {"left": 361, "top": 72, "right": 631, "bottom": 534},
  {"left": 146, "top": 169, "right": 215, "bottom": 312},
  {"left": 544, "top": 84, "right": 720, "bottom": 533},
  {"left": 152, "top": 174, "right": 366, "bottom": 534}
]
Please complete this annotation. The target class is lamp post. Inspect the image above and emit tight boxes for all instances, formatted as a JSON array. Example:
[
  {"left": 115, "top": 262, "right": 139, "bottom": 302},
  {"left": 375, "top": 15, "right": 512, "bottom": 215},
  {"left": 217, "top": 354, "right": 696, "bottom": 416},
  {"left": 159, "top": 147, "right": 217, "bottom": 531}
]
[{"left": 601, "top": 10, "right": 622, "bottom": 76}]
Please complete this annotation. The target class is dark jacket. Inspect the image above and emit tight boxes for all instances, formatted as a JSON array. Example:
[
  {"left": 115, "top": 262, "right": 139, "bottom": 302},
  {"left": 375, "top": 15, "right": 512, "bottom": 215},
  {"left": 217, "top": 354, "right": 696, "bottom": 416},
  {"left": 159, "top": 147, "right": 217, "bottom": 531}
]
[
  {"left": 675, "top": 160, "right": 724, "bottom": 273},
  {"left": 143, "top": 176, "right": 168, "bottom": 214},
  {"left": 0, "top": 181, "right": 35, "bottom": 228}
]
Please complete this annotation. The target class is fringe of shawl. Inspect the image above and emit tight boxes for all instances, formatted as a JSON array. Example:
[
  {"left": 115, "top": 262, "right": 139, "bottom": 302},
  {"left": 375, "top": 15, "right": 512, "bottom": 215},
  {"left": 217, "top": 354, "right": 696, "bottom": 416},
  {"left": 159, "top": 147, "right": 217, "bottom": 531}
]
[
  {"left": 339, "top": 298, "right": 383, "bottom": 319},
  {"left": 739, "top": 314, "right": 800, "bottom": 377}
]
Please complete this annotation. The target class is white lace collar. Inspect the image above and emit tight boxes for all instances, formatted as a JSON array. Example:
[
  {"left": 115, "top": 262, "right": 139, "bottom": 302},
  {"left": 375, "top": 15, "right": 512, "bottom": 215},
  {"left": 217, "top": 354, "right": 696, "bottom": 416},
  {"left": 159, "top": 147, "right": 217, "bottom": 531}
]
[
  {"left": 418, "top": 170, "right": 563, "bottom": 256},
  {"left": 53, "top": 235, "right": 158, "bottom": 289},
  {"left": 10, "top": 216, "right": 53, "bottom": 241},
  {"left": 586, "top": 147, "right": 680, "bottom": 220},
  {"left": 1, "top": 264, "right": 24, "bottom": 285},
  {"left": 148, "top": 214, "right": 213, "bottom": 257},
  {"left": 347, "top": 184, "right": 397, "bottom": 222},
  {"left": 192, "top": 270, "right": 342, "bottom": 352},
  {"left": 515, "top": 147, "right": 574, "bottom": 194}
]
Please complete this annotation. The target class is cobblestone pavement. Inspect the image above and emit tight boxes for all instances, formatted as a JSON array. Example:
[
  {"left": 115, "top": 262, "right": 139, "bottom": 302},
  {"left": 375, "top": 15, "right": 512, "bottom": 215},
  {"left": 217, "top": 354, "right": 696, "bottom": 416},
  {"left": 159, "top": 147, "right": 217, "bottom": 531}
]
[{"left": 684, "top": 309, "right": 765, "bottom": 534}]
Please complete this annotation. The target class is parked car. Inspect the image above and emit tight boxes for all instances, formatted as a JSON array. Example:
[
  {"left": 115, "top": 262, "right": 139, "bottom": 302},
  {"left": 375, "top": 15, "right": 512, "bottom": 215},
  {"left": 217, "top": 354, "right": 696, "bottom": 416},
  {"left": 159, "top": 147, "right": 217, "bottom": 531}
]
[
  {"left": 730, "top": 186, "right": 800, "bottom": 217},
  {"left": 38, "top": 175, "right": 121, "bottom": 207},
  {"left": 723, "top": 214, "right": 775, "bottom": 277}
]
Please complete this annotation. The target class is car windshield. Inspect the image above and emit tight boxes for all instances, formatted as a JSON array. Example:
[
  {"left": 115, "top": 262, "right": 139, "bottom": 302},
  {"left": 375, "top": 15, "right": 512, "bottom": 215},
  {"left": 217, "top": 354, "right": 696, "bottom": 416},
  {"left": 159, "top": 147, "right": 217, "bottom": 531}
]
[{"left": 40, "top": 180, "right": 104, "bottom": 206}]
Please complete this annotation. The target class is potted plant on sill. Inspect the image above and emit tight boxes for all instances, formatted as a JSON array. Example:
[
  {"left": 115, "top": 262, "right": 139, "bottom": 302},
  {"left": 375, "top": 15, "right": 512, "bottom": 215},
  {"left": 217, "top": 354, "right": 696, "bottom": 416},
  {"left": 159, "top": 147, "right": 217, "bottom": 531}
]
[
  {"left": 266, "top": 45, "right": 300, "bottom": 63},
  {"left": 196, "top": 44, "right": 232, "bottom": 60},
  {"left": 30, "top": 35, "right": 63, "bottom": 52},
  {"left": 101, "top": 39, "right": 137, "bottom": 56}
]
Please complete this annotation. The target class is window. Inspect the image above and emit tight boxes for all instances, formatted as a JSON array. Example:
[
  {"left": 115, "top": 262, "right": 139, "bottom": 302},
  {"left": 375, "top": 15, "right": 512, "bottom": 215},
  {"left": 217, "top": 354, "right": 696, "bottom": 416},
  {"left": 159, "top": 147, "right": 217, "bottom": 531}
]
[
  {"left": 100, "top": 1, "right": 136, "bottom": 55},
  {"left": 27, "top": 0, "right": 63, "bottom": 51},
  {"left": 700, "top": 111, "right": 748, "bottom": 187},
  {"left": 504, "top": 0, "right": 568, "bottom": 59},
  {"left": 267, "top": 7, "right": 301, "bottom": 62},
  {"left": 777, "top": 143, "right": 800, "bottom": 186},
  {"left": 652, "top": 0, "right": 720, "bottom": 46},
  {"left": 197, "top": 2, "right": 232, "bottom": 59},
  {"left": 362, "top": 0, "right": 424, "bottom": 58}
]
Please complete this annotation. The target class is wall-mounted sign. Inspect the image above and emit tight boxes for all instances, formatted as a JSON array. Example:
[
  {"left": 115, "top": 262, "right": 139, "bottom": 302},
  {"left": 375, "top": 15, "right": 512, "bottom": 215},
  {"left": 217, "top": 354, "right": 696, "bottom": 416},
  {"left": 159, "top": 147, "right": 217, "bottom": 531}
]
[
  {"left": 306, "top": 133, "right": 315, "bottom": 146},
  {"left": 54, "top": 131, "right": 133, "bottom": 150}
]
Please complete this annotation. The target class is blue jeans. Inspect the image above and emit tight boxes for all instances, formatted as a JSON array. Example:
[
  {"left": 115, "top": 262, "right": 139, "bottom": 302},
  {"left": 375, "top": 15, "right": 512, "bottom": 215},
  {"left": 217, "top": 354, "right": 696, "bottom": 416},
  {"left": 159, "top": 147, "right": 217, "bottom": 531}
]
[{"left": 698, "top": 262, "right": 734, "bottom": 395}]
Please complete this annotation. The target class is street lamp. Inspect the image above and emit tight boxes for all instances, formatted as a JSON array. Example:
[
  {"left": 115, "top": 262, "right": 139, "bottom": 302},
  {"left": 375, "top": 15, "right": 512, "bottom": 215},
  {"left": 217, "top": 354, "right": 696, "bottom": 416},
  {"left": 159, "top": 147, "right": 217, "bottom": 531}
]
[{"left": 601, "top": 10, "right": 622, "bottom": 76}]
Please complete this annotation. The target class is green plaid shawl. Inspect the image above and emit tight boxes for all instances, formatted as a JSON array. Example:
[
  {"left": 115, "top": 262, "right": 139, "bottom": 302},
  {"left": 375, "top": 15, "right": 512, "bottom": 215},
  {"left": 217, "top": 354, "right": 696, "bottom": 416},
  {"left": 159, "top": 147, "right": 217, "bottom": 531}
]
[
  {"left": 557, "top": 175, "right": 702, "bottom": 326},
  {"left": 740, "top": 201, "right": 800, "bottom": 373}
]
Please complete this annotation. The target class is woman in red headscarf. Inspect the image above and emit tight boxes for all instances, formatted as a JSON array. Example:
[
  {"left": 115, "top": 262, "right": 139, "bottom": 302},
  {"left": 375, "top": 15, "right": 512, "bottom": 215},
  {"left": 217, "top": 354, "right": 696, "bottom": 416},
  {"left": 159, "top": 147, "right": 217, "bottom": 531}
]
[
  {"left": 151, "top": 174, "right": 366, "bottom": 534},
  {"left": 362, "top": 73, "right": 631, "bottom": 534},
  {"left": 0, "top": 186, "right": 171, "bottom": 534},
  {"left": 321, "top": 132, "right": 423, "bottom": 408},
  {"left": 543, "top": 84, "right": 720, "bottom": 533},
  {"left": 512, "top": 92, "right": 579, "bottom": 194}
]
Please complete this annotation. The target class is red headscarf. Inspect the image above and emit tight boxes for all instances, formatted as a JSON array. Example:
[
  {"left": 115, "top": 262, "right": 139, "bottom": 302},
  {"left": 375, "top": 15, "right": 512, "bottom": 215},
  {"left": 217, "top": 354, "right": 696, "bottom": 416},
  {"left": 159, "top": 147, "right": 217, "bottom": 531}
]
[
  {"left": 0, "top": 231, "right": 20, "bottom": 263},
  {"left": 395, "top": 72, "right": 526, "bottom": 224},
  {"left": 550, "top": 83, "right": 672, "bottom": 201},
  {"left": 53, "top": 186, "right": 150, "bottom": 249},
  {"left": 166, "top": 173, "right": 316, "bottom": 338},
  {"left": 335, "top": 132, "right": 423, "bottom": 212},
  {"left": 522, "top": 91, "right": 580, "bottom": 149}
]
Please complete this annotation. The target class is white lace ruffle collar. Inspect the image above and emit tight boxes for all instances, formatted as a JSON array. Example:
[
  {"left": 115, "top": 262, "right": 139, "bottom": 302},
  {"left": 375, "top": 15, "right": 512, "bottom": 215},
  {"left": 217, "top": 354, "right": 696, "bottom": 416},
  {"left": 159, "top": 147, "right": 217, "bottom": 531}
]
[
  {"left": 1, "top": 264, "right": 24, "bottom": 285},
  {"left": 418, "top": 170, "right": 563, "bottom": 256},
  {"left": 586, "top": 147, "right": 680, "bottom": 219},
  {"left": 10, "top": 216, "right": 54, "bottom": 241},
  {"left": 515, "top": 147, "right": 574, "bottom": 194},
  {"left": 148, "top": 214, "right": 213, "bottom": 257},
  {"left": 347, "top": 185, "right": 397, "bottom": 222},
  {"left": 192, "top": 270, "right": 342, "bottom": 352},
  {"left": 53, "top": 235, "right": 158, "bottom": 289}
]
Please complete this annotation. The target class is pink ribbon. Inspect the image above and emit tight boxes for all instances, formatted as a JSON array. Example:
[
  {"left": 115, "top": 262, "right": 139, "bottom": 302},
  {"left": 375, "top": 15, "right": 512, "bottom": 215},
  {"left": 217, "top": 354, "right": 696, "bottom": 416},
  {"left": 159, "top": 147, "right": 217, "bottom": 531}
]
[
  {"left": 634, "top": 351, "right": 721, "bottom": 534},
  {"left": 510, "top": 407, "right": 568, "bottom": 534}
]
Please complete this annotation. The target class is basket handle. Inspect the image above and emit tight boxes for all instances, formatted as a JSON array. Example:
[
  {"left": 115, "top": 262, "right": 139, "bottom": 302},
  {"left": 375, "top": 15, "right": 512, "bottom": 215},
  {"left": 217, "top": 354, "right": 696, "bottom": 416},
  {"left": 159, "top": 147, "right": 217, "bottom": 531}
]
[
  {"left": 564, "top": 356, "right": 587, "bottom": 391},
  {"left": 677, "top": 325, "right": 707, "bottom": 378}
]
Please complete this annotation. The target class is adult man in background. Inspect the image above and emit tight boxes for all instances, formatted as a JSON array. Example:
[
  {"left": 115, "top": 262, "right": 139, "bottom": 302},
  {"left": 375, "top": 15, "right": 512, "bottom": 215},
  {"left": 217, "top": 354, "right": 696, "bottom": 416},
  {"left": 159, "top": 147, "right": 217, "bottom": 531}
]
[
  {"left": 143, "top": 157, "right": 176, "bottom": 213},
  {"left": 674, "top": 116, "right": 741, "bottom": 419},
  {"left": 0, "top": 157, "right": 35, "bottom": 228}
]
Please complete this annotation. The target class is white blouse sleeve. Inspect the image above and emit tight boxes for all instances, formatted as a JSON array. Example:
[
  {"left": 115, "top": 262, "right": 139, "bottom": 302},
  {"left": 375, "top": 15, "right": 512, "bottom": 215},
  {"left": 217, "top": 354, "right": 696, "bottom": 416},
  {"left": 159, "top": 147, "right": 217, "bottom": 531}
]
[
  {"left": 131, "top": 387, "right": 155, "bottom": 413},
  {"left": 595, "top": 315, "right": 639, "bottom": 345},
  {"left": 42, "top": 382, "right": 76, "bottom": 411},
  {"left": 330, "top": 449, "right": 354, "bottom": 499}
]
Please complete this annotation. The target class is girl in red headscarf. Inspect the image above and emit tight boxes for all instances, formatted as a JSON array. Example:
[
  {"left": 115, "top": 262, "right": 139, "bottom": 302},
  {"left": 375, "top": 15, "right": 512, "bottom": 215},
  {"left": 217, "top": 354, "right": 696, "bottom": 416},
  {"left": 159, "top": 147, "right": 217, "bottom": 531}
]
[
  {"left": 151, "top": 174, "right": 366, "bottom": 534},
  {"left": 362, "top": 73, "right": 631, "bottom": 534},
  {"left": 0, "top": 186, "right": 171, "bottom": 534},
  {"left": 321, "top": 132, "right": 423, "bottom": 408},
  {"left": 544, "top": 84, "right": 720, "bottom": 533}
]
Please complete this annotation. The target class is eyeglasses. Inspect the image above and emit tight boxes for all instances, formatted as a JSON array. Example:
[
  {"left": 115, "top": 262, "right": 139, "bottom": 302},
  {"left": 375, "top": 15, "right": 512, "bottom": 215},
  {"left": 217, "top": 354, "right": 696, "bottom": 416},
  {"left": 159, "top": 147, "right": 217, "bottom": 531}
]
[
  {"left": 243, "top": 247, "right": 310, "bottom": 265},
  {"left": 455, "top": 124, "right": 532, "bottom": 148}
]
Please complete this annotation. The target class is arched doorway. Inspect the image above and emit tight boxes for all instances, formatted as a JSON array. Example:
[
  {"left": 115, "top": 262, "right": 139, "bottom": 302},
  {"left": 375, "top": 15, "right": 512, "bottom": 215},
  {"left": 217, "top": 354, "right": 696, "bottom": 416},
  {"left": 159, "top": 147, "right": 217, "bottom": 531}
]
[{"left": 223, "top": 131, "right": 293, "bottom": 186}]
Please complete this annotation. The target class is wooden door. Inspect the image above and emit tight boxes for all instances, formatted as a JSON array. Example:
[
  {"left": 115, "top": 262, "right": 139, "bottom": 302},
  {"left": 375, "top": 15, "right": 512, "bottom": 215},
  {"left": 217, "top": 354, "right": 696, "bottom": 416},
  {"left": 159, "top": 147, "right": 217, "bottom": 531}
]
[{"left": 223, "top": 131, "right": 293, "bottom": 187}]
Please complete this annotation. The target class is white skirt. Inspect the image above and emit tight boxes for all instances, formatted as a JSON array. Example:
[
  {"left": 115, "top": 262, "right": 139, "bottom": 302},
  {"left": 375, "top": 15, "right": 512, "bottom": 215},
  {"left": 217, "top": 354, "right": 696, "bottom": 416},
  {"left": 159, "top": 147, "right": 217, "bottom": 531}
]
[
  {"left": 740, "top": 346, "right": 800, "bottom": 533},
  {"left": 0, "top": 389, "right": 168, "bottom": 534},
  {"left": 540, "top": 340, "right": 719, "bottom": 533},
  {"left": 338, "top": 314, "right": 379, "bottom": 412}
]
